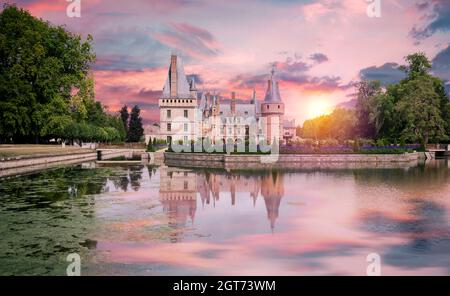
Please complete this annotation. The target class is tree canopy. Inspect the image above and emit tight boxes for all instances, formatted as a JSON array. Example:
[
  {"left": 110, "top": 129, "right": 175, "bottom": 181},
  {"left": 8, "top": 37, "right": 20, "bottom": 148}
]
[
  {"left": 127, "top": 105, "right": 144, "bottom": 142},
  {"left": 366, "top": 52, "right": 449, "bottom": 146},
  {"left": 300, "top": 52, "right": 450, "bottom": 147},
  {"left": 301, "top": 108, "right": 357, "bottom": 141},
  {"left": 0, "top": 5, "right": 125, "bottom": 143}
]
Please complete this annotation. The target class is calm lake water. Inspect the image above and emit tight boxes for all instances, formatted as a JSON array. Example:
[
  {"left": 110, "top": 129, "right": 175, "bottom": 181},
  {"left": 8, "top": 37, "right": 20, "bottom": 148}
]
[{"left": 0, "top": 160, "right": 449, "bottom": 275}]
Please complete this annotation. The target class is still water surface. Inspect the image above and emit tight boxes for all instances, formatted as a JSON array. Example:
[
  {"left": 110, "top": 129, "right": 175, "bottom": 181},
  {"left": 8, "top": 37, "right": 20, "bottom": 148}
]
[{"left": 0, "top": 160, "right": 449, "bottom": 275}]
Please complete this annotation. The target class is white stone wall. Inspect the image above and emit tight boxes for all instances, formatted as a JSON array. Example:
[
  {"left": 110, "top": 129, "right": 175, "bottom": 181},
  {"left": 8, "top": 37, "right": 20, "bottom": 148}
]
[{"left": 159, "top": 98, "right": 197, "bottom": 143}]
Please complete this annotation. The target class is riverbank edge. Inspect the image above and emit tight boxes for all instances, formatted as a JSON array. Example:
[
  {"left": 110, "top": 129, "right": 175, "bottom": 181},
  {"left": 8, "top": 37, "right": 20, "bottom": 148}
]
[
  {"left": 164, "top": 151, "right": 422, "bottom": 164},
  {"left": 0, "top": 149, "right": 142, "bottom": 170}
]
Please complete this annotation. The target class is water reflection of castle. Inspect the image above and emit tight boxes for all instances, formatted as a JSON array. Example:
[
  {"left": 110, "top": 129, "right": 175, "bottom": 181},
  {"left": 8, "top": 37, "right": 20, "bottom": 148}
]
[{"left": 159, "top": 167, "right": 284, "bottom": 230}]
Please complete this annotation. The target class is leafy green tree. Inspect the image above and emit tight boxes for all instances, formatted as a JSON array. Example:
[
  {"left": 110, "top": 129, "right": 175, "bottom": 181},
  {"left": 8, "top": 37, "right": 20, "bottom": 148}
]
[
  {"left": 119, "top": 105, "right": 129, "bottom": 136},
  {"left": 369, "top": 53, "right": 449, "bottom": 145},
  {"left": 394, "top": 75, "right": 446, "bottom": 146},
  {"left": 0, "top": 5, "right": 126, "bottom": 144},
  {"left": 0, "top": 4, "right": 95, "bottom": 143},
  {"left": 301, "top": 109, "right": 357, "bottom": 141},
  {"left": 399, "top": 52, "right": 432, "bottom": 78},
  {"left": 146, "top": 137, "right": 155, "bottom": 152},
  {"left": 355, "top": 81, "right": 381, "bottom": 138},
  {"left": 127, "top": 105, "right": 144, "bottom": 142}
]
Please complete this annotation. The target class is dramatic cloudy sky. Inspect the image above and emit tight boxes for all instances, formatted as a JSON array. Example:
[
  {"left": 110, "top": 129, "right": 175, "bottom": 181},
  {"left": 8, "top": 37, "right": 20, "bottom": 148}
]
[{"left": 6, "top": 0, "right": 450, "bottom": 124}]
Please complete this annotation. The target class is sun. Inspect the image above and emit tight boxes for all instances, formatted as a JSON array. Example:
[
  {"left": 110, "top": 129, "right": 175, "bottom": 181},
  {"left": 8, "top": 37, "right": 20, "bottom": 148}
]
[{"left": 307, "top": 99, "right": 332, "bottom": 119}]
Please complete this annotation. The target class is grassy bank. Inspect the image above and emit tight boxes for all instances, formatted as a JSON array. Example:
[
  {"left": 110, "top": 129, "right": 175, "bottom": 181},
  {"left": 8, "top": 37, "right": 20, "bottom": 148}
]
[{"left": 0, "top": 145, "right": 93, "bottom": 159}]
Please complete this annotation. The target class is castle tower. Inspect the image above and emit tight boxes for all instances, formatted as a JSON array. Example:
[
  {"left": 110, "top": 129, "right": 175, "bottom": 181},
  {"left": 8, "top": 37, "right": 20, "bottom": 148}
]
[
  {"left": 260, "top": 66, "right": 284, "bottom": 144},
  {"left": 231, "top": 92, "right": 236, "bottom": 114},
  {"left": 159, "top": 54, "right": 198, "bottom": 144},
  {"left": 189, "top": 77, "right": 198, "bottom": 99}
]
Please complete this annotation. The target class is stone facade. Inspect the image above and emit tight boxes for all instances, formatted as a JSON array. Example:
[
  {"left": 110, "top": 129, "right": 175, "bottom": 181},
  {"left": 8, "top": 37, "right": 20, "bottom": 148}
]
[
  {"left": 164, "top": 152, "right": 421, "bottom": 170},
  {"left": 158, "top": 54, "right": 287, "bottom": 145}
]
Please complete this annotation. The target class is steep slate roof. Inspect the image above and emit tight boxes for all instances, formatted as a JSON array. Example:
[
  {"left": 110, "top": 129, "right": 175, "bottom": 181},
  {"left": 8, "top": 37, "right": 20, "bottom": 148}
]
[
  {"left": 162, "top": 55, "right": 192, "bottom": 98},
  {"left": 264, "top": 68, "right": 282, "bottom": 103}
]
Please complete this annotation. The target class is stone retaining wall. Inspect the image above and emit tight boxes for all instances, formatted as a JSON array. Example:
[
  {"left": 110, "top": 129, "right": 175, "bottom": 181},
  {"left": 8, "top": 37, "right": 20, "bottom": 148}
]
[
  {"left": 0, "top": 151, "right": 97, "bottom": 170},
  {"left": 164, "top": 152, "right": 420, "bottom": 169},
  {"left": 0, "top": 149, "right": 136, "bottom": 171}
]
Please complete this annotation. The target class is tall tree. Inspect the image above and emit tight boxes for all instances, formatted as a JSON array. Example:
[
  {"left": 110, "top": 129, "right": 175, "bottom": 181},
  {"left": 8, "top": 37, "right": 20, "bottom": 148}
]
[
  {"left": 399, "top": 52, "right": 432, "bottom": 78},
  {"left": 373, "top": 52, "right": 449, "bottom": 145},
  {"left": 119, "top": 105, "right": 129, "bottom": 138},
  {"left": 127, "top": 105, "right": 144, "bottom": 142},
  {"left": 355, "top": 81, "right": 380, "bottom": 139},
  {"left": 394, "top": 76, "right": 446, "bottom": 146},
  {"left": 0, "top": 5, "right": 125, "bottom": 144},
  {"left": 0, "top": 4, "right": 95, "bottom": 143},
  {"left": 301, "top": 109, "right": 357, "bottom": 141}
]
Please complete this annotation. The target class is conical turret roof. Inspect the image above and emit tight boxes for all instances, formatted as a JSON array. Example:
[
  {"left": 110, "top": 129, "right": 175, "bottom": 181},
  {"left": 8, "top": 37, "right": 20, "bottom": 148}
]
[
  {"left": 264, "top": 66, "right": 282, "bottom": 103},
  {"left": 162, "top": 55, "right": 192, "bottom": 98}
]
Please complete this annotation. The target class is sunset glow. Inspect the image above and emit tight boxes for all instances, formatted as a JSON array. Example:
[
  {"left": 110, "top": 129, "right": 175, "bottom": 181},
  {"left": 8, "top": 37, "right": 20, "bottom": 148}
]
[
  {"left": 4, "top": 0, "right": 448, "bottom": 125},
  {"left": 1, "top": 0, "right": 450, "bottom": 279},
  {"left": 307, "top": 98, "right": 333, "bottom": 119}
]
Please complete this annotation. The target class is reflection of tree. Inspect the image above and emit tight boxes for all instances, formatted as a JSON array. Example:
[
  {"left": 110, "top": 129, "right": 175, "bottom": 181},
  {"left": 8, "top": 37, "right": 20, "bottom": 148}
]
[
  {"left": 118, "top": 174, "right": 129, "bottom": 192},
  {"left": 0, "top": 166, "right": 110, "bottom": 203},
  {"left": 108, "top": 166, "right": 130, "bottom": 192},
  {"left": 129, "top": 166, "right": 143, "bottom": 191},
  {"left": 147, "top": 165, "right": 157, "bottom": 179},
  {"left": 109, "top": 165, "right": 151, "bottom": 192},
  {"left": 352, "top": 159, "right": 449, "bottom": 190},
  {"left": 361, "top": 198, "right": 450, "bottom": 273},
  {"left": 0, "top": 164, "right": 112, "bottom": 275}
]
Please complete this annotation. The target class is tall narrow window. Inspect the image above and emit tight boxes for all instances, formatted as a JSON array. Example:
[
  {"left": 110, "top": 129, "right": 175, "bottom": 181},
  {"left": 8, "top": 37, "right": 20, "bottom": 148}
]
[
  {"left": 184, "top": 110, "right": 188, "bottom": 118},
  {"left": 167, "top": 109, "right": 171, "bottom": 118},
  {"left": 184, "top": 123, "right": 188, "bottom": 132},
  {"left": 167, "top": 123, "right": 171, "bottom": 132}
]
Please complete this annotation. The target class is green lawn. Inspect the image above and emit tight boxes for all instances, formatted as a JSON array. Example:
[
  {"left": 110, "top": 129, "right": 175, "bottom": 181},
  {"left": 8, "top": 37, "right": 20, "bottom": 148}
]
[{"left": 0, "top": 145, "right": 94, "bottom": 158}]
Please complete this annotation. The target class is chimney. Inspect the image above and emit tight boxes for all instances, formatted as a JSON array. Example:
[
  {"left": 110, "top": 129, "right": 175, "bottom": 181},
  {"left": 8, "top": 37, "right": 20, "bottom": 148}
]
[
  {"left": 231, "top": 92, "right": 236, "bottom": 114},
  {"left": 170, "top": 55, "right": 177, "bottom": 97}
]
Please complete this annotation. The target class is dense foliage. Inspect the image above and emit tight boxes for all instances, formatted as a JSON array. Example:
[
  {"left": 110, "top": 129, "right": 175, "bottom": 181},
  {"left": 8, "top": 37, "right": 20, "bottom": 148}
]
[
  {"left": 357, "top": 53, "right": 450, "bottom": 146},
  {"left": 120, "top": 105, "right": 144, "bottom": 142},
  {"left": 299, "top": 52, "right": 450, "bottom": 147},
  {"left": 0, "top": 5, "right": 125, "bottom": 144},
  {"left": 301, "top": 108, "right": 357, "bottom": 141}
]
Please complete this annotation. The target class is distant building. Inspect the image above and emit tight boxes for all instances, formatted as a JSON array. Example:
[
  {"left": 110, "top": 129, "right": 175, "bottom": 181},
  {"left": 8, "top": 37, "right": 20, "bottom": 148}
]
[
  {"left": 144, "top": 123, "right": 164, "bottom": 144},
  {"left": 283, "top": 118, "right": 296, "bottom": 144},
  {"left": 158, "top": 54, "right": 290, "bottom": 145}
]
